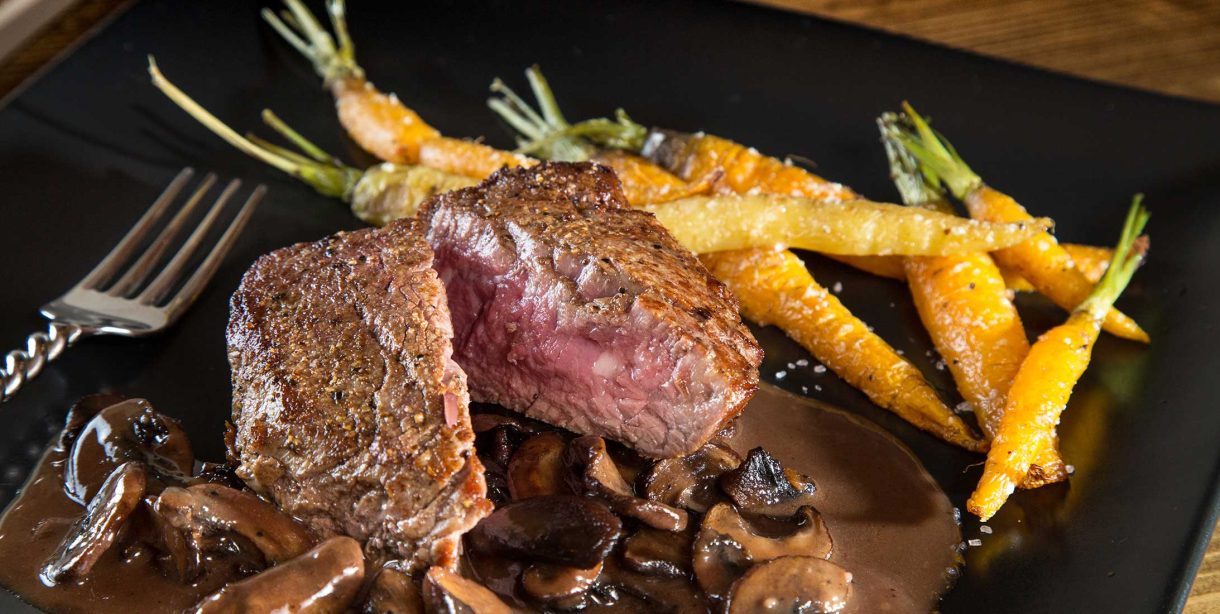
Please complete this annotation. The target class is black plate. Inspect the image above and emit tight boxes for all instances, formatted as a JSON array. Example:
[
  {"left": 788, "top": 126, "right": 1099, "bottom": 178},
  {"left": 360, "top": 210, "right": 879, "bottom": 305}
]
[{"left": 1, "top": 1, "right": 1218, "bottom": 612}]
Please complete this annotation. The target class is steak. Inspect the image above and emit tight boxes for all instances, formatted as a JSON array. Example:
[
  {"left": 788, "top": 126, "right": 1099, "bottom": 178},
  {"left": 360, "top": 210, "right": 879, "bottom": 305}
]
[
  {"left": 420, "top": 162, "right": 763, "bottom": 458},
  {"left": 226, "top": 219, "right": 490, "bottom": 571}
]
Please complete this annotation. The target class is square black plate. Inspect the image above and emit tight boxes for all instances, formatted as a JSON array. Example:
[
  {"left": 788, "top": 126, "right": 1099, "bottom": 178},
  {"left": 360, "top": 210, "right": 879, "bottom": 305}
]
[{"left": 1, "top": 1, "right": 1218, "bottom": 612}]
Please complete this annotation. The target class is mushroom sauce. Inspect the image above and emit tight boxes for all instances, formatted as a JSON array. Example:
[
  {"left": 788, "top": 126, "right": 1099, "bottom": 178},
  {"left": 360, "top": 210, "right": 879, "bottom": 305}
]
[{"left": 0, "top": 386, "right": 959, "bottom": 612}]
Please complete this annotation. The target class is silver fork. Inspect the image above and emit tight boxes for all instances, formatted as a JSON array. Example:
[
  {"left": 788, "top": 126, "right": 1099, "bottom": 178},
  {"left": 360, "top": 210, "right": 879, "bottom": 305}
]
[{"left": 1, "top": 168, "right": 265, "bottom": 402}]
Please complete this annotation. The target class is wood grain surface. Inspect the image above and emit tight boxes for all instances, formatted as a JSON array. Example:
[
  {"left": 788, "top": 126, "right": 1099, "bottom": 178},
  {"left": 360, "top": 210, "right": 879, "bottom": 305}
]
[{"left": 1, "top": 1, "right": 1218, "bottom": 612}]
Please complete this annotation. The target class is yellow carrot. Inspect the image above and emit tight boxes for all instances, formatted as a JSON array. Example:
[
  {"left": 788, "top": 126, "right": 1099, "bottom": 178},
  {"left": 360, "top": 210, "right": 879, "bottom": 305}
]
[
  {"left": 702, "top": 248, "right": 986, "bottom": 452},
  {"left": 898, "top": 102, "right": 1148, "bottom": 343},
  {"left": 968, "top": 197, "right": 1149, "bottom": 520}
]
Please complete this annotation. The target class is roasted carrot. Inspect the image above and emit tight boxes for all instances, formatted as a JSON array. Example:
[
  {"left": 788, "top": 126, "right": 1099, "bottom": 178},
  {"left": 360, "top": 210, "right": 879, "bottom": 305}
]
[
  {"left": 968, "top": 197, "right": 1149, "bottom": 520},
  {"left": 488, "top": 74, "right": 984, "bottom": 452},
  {"left": 263, "top": 0, "right": 531, "bottom": 177},
  {"left": 702, "top": 248, "right": 985, "bottom": 452},
  {"left": 881, "top": 113, "right": 1065, "bottom": 486},
  {"left": 643, "top": 194, "right": 1052, "bottom": 256},
  {"left": 897, "top": 103, "right": 1148, "bottom": 343},
  {"left": 828, "top": 243, "right": 1111, "bottom": 287},
  {"left": 149, "top": 59, "right": 478, "bottom": 226}
]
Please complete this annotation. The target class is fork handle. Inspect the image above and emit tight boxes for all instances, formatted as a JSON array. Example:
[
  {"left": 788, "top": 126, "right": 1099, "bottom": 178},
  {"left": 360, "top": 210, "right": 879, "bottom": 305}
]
[{"left": 1, "top": 323, "right": 82, "bottom": 402}]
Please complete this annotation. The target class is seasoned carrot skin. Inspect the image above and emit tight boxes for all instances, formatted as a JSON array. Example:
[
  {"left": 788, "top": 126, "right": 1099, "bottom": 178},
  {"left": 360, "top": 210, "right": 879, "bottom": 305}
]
[
  {"left": 833, "top": 243, "right": 1110, "bottom": 288},
  {"left": 593, "top": 150, "right": 716, "bottom": 205},
  {"left": 642, "top": 130, "right": 857, "bottom": 203},
  {"left": 418, "top": 137, "right": 534, "bottom": 179},
  {"left": 703, "top": 248, "right": 986, "bottom": 453},
  {"left": 967, "top": 312, "right": 1100, "bottom": 519},
  {"left": 966, "top": 186, "right": 1148, "bottom": 343},
  {"left": 331, "top": 77, "right": 440, "bottom": 164},
  {"left": 904, "top": 253, "right": 1066, "bottom": 485}
]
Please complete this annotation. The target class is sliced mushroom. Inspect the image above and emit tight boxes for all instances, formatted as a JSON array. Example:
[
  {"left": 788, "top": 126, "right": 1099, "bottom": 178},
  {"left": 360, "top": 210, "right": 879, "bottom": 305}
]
[
  {"left": 565, "top": 436, "right": 688, "bottom": 532},
  {"left": 363, "top": 566, "right": 424, "bottom": 614},
  {"left": 422, "top": 567, "right": 514, "bottom": 614},
  {"left": 154, "top": 484, "right": 316, "bottom": 567},
  {"left": 693, "top": 503, "right": 833, "bottom": 600},
  {"left": 188, "top": 462, "right": 247, "bottom": 490},
  {"left": 599, "top": 554, "right": 714, "bottom": 613},
  {"left": 621, "top": 526, "right": 694, "bottom": 577},
  {"left": 64, "top": 398, "right": 193, "bottom": 504},
  {"left": 465, "top": 495, "right": 621, "bottom": 568},
  {"left": 40, "top": 461, "right": 147, "bottom": 585},
  {"left": 57, "top": 392, "right": 126, "bottom": 450},
  {"left": 191, "top": 536, "right": 365, "bottom": 614},
  {"left": 726, "top": 556, "right": 852, "bottom": 613},
  {"left": 521, "top": 561, "right": 602, "bottom": 603},
  {"left": 508, "top": 431, "right": 570, "bottom": 500},
  {"left": 719, "top": 447, "right": 817, "bottom": 516},
  {"left": 640, "top": 439, "right": 741, "bottom": 513}
]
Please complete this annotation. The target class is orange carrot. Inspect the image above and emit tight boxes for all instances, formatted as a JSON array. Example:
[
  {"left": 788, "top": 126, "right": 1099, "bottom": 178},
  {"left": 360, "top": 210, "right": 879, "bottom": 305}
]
[
  {"left": 264, "top": 0, "right": 531, "bottom": 177},
  {"left": 968, "top": 197, "right": 1148, "bottom": 520},
  {"left": 592, "top": 149, "right": 717, "bottom": 205},
  {"left": 829, "top": 243, "right": 1110, "bottom": 288},
  {"left": 881, "top": 113, "right": 1065, "bottom": 484},
  {"left": 702, "top": 248, "right": 985, "bottom": 452},
  {"left": 898, "top": 102, "right": 1148, "bottom": 343}
]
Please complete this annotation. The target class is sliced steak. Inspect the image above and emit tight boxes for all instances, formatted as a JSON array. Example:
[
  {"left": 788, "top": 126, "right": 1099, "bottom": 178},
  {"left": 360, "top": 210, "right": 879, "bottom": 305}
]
[
  {"left": 420, "top": 162, "right": 762, "bottom": 458},
  {"left": 227, "top": 219, "right": 490, "bottom": 572}
]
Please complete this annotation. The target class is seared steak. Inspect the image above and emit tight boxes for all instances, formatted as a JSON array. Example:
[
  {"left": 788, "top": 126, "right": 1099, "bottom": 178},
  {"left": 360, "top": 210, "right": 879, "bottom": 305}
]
[
  {"left": 227, "top": 219, "right": 490, "bottom": 571},
  {"left": 420, "top": 162, "right": 762, "bottom": 458}
]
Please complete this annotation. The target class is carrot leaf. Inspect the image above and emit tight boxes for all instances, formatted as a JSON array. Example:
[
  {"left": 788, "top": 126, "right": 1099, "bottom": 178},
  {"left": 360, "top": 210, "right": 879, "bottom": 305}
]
[
  {"left": 877, "top": 112, "right": 949, "bottom": 209},
  {"left": 1078, "top": 195, "right": 1150, "bottom": 319},
  {"left": 890, "top": 102, "right": 982, "bottom": 200},
  {"left": 262, "top": 0, "right": 362, "bottom": 84}
]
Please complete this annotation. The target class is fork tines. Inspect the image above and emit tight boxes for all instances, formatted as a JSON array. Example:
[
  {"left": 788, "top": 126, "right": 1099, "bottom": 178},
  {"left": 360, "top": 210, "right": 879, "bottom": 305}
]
[{"left": 77, "top": 168, "right": 263, "bottom": 310}]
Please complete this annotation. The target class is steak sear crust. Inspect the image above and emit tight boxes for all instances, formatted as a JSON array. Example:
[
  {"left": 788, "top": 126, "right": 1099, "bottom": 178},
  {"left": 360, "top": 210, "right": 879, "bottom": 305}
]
[
  {"left": 227, "top": 219, "right": 490, "bottom": 572},
  {"left": 421, "top": 162, "right": 762, "bottom": 458}
]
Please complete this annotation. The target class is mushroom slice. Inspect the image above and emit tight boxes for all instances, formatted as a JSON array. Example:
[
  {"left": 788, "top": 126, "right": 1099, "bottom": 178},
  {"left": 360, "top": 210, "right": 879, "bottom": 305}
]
[
  {"left": 521, "top": 561, "right": 602, "bottom": 603},
  {"left": 693, "top": 503, "right": 833, "bottom": 600},
  {"left": 154, "top": 484, "right": 316, "bottom": 565},
  {"left": 191, "top": 536, "right": 365, "bottom": 614},
  {"left": 508, "top": 431, "right": 570, "bottom": 500},
  {"left": 465, "top": 495, "right": 621, "bottom": 568},
  {"left": 621, "top": 527, "right": 694, "bottom": 577},
  {"left": 423, "top": 567, "right": 515, "bottom": 614},
  {"left": 363, "top": 566, "right": 424, "bottom": 614},
  {"left": 565, "top": 436, "right": 689, "bottom": 532},
  {"left": 640, "top": 439, "right": 741, "bottom": 513},
  {"left": 726, "top": 556, "right": 852, "bottom": 613},
  {"left": 41, "top": 461, "right": 147, "bottom": 585},
  {"left": 57, "top": 393, "right": 126, "bottom": 450},
  {"left": 719, "top": 447, "right": 817, "bottom": 516},
  {"left": 64, "top": 398, "right": 194, "bottom": 504}
]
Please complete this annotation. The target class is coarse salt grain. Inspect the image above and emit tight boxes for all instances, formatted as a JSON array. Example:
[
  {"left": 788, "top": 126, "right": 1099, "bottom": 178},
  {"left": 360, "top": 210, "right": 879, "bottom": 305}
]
[
  {"left": 967, "top": 539, "right": 982, "bottom": 547},
  {"left": 813, "top": 365, "right": 827, "bottom": 374},
  {"left": 801, "top": 386, "right": 809, "bottom": 394},
  {"left": 980, "top": 525, "right": 993, "bottom": 535},
  {"left": 787, "top": 362, "right": 796, "bottom": 369},
  {"left": 1066, "top": 464, "right": 1076, "bottom": 474},
  {"left": 796, "top": 359, "right": 809, "bottom": 367},
  {"left": 832, "top": 281, "right": 843, "bottom": 294},
  {"left": 775, "top": 371, "right": 787, "bottom": 380}
]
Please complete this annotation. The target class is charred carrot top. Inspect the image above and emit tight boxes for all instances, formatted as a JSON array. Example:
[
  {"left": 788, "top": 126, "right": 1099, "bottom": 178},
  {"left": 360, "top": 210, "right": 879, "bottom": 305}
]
[
  {"left": 881, "top": 112, "right": 1066, "bottom": 485},
  {"left": 968, "top": 197, "right": 1149, "bottom": 521},
  {"left": 149, "top": 58, "right": 478, "bottom": 226},
  {"left": 897, "top": 102, "right": 1149, "bottom": 344}
]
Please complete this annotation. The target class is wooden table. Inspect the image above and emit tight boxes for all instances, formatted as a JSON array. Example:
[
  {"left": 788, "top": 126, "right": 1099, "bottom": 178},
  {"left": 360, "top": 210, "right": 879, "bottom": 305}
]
[{"left": 2, "top": 1, "right": 1219, "bottom": 611}]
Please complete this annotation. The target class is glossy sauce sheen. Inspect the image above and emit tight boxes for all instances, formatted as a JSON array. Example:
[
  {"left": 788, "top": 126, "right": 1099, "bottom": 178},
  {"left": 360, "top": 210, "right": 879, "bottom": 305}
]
[
  {"left": 0, "top": 385, "right": 957, "bottom": 613},
  {"left": 732, "top": 384, "right": 961, "bottom": 612},
  {"left": 0, "top": 447, "right": 223, "bottom": 613}
]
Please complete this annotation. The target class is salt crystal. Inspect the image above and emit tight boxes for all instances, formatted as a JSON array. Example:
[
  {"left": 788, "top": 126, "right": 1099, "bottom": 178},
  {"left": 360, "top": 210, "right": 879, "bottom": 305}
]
[
  {"left": 967, "top": 539, "right": 982, "bottom": 547},
  {"left": 795, "top": 359, "right": 809, "bottom": 367},
  {"left": 814, "top": 384, "right": 823, "bottom": 392},
  {"left": 896, "top": 349, "right": 904, "bottom": 356},
  {"left": 801, "top": 386, "right": 809, "bottom": 394},
  {"left": 954, "top": 401, "right": 973, "bottom": 415},
  {"left": 980, "top": 525, "right": 993, "bottom": 535},
  {"left": 935, "top": 360, "right": 946, "bottom": 371},
  {"left": 832, "top": 281, "right": 843, "bottom": 294},
  {"left": 775, "top": 371, "right": 787, "bottom": 380},
  {"left": 787, "top": 362, "right": 796, "bottom": 370},
  {"left": 813, "top": 365, "right": 827, "bottom": 374},
  {"left": 1066, "top": 464, "right": 1076, "bottom": 474}
]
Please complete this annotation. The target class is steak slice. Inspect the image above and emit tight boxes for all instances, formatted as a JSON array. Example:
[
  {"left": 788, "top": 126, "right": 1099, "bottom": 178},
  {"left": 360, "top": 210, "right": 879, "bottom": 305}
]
[
  {"left": 420, "top": 162, "right": 762, "bottom": 458},
  {"left": 226, "top": 219, "right": 490, "bottom": 572}
]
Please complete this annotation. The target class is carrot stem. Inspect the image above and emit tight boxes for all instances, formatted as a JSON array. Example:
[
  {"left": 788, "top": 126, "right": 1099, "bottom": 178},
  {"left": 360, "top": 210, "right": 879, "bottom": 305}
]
[
  {"left": 148, "top": 56, "right": 360, "bottom": 199},
  {"left": 262, "top": 0, "right": 362, "bottom": 83}
]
